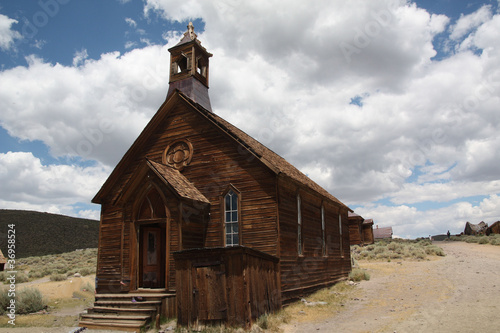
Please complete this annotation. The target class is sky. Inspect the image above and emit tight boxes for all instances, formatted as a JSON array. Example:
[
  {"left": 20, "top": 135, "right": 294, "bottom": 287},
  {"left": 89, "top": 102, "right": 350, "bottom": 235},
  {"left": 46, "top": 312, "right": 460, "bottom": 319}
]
[{"left": 0, "top": 0, "right": 499, "bottom": 239}]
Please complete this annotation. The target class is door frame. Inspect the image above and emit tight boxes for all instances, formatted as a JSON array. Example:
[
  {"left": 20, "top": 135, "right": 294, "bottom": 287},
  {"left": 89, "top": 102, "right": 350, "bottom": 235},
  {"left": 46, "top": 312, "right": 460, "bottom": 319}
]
[{"left": 137, "top": 222, "right": 166, "bottom": 289}]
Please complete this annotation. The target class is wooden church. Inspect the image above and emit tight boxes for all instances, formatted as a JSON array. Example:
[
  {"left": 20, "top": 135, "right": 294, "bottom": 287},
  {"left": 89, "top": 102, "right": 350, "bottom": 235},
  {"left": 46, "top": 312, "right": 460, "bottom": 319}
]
[{"left": 81, "top": 23, "right": 352, "bottom": 331}]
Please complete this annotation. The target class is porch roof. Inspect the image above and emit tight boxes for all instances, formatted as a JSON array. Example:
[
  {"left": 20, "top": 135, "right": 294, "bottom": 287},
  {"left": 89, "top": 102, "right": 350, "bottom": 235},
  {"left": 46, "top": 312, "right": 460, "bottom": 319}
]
[{"left": 147, "top": 159, "right": 210, "bottom": 204}]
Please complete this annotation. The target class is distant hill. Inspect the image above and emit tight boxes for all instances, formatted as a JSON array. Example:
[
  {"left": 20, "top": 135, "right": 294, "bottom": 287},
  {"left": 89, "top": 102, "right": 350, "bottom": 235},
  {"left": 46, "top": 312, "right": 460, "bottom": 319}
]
[{"left": 0, "top": 209, "right": 99, "bottom": 258}]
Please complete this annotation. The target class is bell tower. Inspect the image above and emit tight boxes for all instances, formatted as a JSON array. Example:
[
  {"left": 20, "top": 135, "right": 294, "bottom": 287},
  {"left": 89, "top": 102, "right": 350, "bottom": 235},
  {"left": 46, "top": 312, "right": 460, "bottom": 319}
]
[{"left": 167, "top": 22, "right": 213, "bottom": 112}]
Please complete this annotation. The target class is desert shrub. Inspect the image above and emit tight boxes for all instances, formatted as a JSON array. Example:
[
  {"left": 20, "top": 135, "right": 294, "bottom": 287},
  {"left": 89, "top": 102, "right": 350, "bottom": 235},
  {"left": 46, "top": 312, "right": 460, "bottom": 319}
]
[
  {"left": 465, "top": 236, "right": 480, "bottom": 243},
  {"left": 425, "top": 245, "right": 445, "bottom": 256},
  {"left": 365, "top": 245, "right": 376, "bottom": 252},
  {"left": 16, "top": 288, "right": 47, "bottom": 314},
  {"left": 490, "top": 238, "right": 500, "bottom": 246},
  {"left": 478, "top": 237, "right": 489, "bottom": 244},
  {"left": 0, "top": 272, "right": 6, "bottom": 283},
  {"left": 0, "top": 287, "right": 47, "bottom": 315},
  {"left": 79, "top": 267, "right": 95, "bottom": 276},
  {"left": 49, "top": 274, "right": 67, "bottom": 282},
  {"left": 28, "top": 270, "right": 44, "bottom": 280},
  {"left": 0, "top": 288, "right": 10, "bottom": 315},
  {"left": 349, "top": 268, "right": 370, "bottom": 282},
  {"left": 16, "top": 272, "right": 29, "bottom": 283}
]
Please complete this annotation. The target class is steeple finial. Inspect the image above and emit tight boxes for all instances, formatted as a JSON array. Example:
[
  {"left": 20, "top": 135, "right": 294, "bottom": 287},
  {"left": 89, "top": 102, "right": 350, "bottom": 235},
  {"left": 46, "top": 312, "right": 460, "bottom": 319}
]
[{"left": 187, "top": 22, "right": 196, "bottom": 40}]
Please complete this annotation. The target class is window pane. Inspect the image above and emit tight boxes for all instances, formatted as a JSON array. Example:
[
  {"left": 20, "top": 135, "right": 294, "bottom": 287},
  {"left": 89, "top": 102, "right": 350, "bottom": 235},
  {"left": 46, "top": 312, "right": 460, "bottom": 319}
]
[
  {"left": 226, "top": 234, "right": 232, "bottom": 246},
  {"left": 226, "top": 212, "right": 231, "bottom": 222},
  {"left": 232, "top": 211, "right": 238, "bottom": 222},
  {"left": 231, "top": 193, "right": 237, "bottom": 210},
  {"left": 232, "top": 222, "right": 238, "bottom": 233},
  {"left": 225, "top": 194, "right": 231, "bottom": 210},
  {"left": 233, "top": 234, "right": 239, "bottom": 245}
]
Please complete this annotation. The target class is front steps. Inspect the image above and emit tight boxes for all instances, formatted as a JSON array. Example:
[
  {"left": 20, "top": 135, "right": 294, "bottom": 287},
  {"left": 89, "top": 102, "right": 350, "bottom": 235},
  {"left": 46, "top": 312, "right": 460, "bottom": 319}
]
[{"left": 79, "top": 291, "right": 175, "bottom": 331}]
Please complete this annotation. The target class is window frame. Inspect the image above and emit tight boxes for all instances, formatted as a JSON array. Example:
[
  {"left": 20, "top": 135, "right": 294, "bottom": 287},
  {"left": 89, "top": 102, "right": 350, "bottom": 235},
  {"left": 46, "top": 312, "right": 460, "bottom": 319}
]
[
  {"left": 339, "top": 213, "right": 344, "bottom": 257},
  {"left": 321, "top": 205, "right": 327, "bottom": 257},
  {"left": 297, "top": 193, "right": 303, "bottom": 256},
  {"left": 222, "top": 186, "right": 241, "bottom": 247}
]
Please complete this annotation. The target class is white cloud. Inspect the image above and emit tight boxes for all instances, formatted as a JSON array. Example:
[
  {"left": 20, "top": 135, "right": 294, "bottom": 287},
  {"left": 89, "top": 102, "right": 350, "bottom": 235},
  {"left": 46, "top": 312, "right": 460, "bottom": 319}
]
[
  {"left": 0, "top": 14, "right": 22, "bottom": 51},
  {"left": 450, "top": 5, "right": 492, "bottom": 40},
  {"left": 0, "top": 152, "right": 109, "bottom": 217},
  {"left": 73, "top": 48, "right": 89, "bottom": 67},
  {"left": 125, "top": 17, "right": 137, "bottom": 28}
]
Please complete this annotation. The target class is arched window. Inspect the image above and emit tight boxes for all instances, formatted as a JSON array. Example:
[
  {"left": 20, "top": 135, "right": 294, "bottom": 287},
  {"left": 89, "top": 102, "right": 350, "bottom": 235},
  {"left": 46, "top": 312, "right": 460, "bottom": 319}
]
[
  {"left": 224, "top": 189, "right": 239, "bottom": 247},
  {"left": 137, "top": 187, "right": 166, "bottom": 220}
]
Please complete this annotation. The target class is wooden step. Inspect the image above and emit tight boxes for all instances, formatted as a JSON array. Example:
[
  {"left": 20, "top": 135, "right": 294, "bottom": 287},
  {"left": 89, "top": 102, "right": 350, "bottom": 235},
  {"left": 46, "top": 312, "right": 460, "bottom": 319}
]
[
  {"left": 79, "top": 320, "right": 146, "bottom": 332},
  {"left": 81, "top": 313, "right": 150, "bottom": 321},
  {"left": 90, "top": 306, "right": 157, "bottom": 314},
  {"left": 94, "top": 300, "right": 161, "bottom": 306},
  {"left": 96, "top": 292, "right": 174, "bottom": 298}
]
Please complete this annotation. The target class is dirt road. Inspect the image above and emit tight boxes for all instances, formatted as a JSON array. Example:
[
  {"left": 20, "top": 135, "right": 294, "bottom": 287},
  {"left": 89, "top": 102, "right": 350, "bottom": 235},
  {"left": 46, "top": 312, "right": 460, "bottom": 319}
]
[{"left": 284, "top": 241, "right": 500, "bottom": 333}]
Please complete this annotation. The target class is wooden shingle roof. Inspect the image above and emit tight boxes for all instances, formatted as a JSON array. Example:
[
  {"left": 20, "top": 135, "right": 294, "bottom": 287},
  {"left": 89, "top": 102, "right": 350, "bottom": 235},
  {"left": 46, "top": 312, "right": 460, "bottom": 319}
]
[
  {"left": 93, "top": 90, "right": 350, "bottom": 211},
  {"left": 373, "top": 226, "right": 393, "bottom": 239},
  {"left": 147, "top": 159, "right": 209, "bottom": 204}
]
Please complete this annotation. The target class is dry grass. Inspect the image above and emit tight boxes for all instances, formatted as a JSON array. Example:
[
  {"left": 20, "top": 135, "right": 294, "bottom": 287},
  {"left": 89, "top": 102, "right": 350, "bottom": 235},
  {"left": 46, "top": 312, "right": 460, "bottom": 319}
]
[
  {"left": 450, "top": 234, "right": 500, "bottom": 245},
  {"left": 0, "top": 248, "right": 97, "bottom": 285},
  {"left": 279, "top": 282, "right": 357, "bottom": 325},
  {"left": 351, "top": 239, "right": 445, "bottom": 262}
]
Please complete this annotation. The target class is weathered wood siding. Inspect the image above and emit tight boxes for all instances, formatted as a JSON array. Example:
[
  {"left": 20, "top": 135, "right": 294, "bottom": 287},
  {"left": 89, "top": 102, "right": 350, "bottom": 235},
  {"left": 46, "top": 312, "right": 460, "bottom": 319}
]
[
  {"left": 174, "top": 246, "right": 281, "bottom": 329},
  {"left": 96, "top": 204, "right": 123, "bottom": 293},
  {"left": 348, "top": 216, "right": 364, "bottom": 246},
  {"left": 278, "top": 178, "right": 351, "bottom": 303},
  {"left": 362, "top": 225, "right": 374, "bottom": 244}
]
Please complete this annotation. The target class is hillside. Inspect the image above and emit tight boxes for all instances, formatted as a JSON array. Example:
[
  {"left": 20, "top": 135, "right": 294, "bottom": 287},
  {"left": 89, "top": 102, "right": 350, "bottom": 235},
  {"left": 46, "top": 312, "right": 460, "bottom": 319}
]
[{"left": 0, "top": 209, "right": 99, "bottom": 258}]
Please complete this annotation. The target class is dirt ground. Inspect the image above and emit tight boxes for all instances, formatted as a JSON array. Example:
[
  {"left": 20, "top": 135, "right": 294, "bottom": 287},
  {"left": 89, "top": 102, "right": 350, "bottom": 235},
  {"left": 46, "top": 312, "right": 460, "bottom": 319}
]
[
  {"left": 2, "top": 241, "right": 498, "bottom": 333},
  {"left": 283, "top": 241, "right": 500, "bottom": 333}
]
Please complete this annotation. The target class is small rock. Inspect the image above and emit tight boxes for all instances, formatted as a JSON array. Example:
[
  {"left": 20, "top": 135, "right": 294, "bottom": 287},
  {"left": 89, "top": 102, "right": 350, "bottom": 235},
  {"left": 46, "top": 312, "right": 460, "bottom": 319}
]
[{"left": 74, "top": 273, "right": 82, "bottom": 277}]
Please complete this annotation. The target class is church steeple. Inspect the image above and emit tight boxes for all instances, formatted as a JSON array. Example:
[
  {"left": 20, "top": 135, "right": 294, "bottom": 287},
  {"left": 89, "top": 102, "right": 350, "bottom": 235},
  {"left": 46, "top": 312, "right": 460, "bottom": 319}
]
[{"left": 167, "top": 22, "right": 213, "bottom": 112}]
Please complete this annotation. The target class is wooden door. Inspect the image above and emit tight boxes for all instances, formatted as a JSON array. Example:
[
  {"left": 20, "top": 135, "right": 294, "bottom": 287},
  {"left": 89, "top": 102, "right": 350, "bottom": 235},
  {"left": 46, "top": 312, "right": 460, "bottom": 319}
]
[
  {"left": 140, "top": 226, "right": 164, "bottom": 288},
  {"left": 194, "top": 264, "right": 227, "bottom": 321}
]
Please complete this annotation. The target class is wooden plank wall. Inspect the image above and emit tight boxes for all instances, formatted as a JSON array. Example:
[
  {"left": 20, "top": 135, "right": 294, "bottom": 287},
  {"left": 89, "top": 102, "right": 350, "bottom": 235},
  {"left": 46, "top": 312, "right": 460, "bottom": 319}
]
[
  {"left": 96, "top": 204, "right": 123, "bottom": 293},
  {"left": 278, "top": 178, "right": 351, "bottom": 303},
  {"left": 362, "top": 225, "right": 374, "bottom": 245},
  {"left": 348, "top": 217, "right": 364, "bottom": 246},
  {"left": 174, "top": 247, "right": 280, "bottom": 329}
]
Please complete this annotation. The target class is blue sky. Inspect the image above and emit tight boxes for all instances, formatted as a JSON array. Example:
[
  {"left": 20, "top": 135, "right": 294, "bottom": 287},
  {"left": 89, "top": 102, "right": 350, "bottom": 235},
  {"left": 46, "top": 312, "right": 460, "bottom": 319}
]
[{"left": 1, "top": 0, "right": 499, "bottom": 238}]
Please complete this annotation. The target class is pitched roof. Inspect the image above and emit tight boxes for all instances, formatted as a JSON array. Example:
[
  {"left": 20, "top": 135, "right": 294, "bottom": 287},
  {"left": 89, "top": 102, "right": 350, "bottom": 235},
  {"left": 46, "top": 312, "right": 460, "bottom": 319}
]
[
  {"left": 147, "top": 159, "right": 209, "bottom": 204},
  {"left": 93, "top": 90, "right": 350, "bottom": 210},
  {"left": 373, "top": 226, "right": 393, "bottom": 239},
  {"left": 363, "top": 218, "right": 374, "bottom": 226}
]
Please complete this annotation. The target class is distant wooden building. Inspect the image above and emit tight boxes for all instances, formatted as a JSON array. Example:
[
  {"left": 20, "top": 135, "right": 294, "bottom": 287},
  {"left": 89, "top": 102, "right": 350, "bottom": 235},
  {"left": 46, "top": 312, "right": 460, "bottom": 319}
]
[
  {"left": 373, "top": 226, "right": 393, "bottom": 240},
  {"left": 348, "top": 212, "right": 364, "bottom": 245},
  {"left": 486, "top": 221, "right": 500, "bottom": 235},
  {"left": 348, "top": 213, "right": 374, "bottom": 246},
  {"left": 362, "top": 218, "right": 374, "bottom": 244},
  {"left": 82, "top": 23, "right": 352, "bottom": 331}
]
